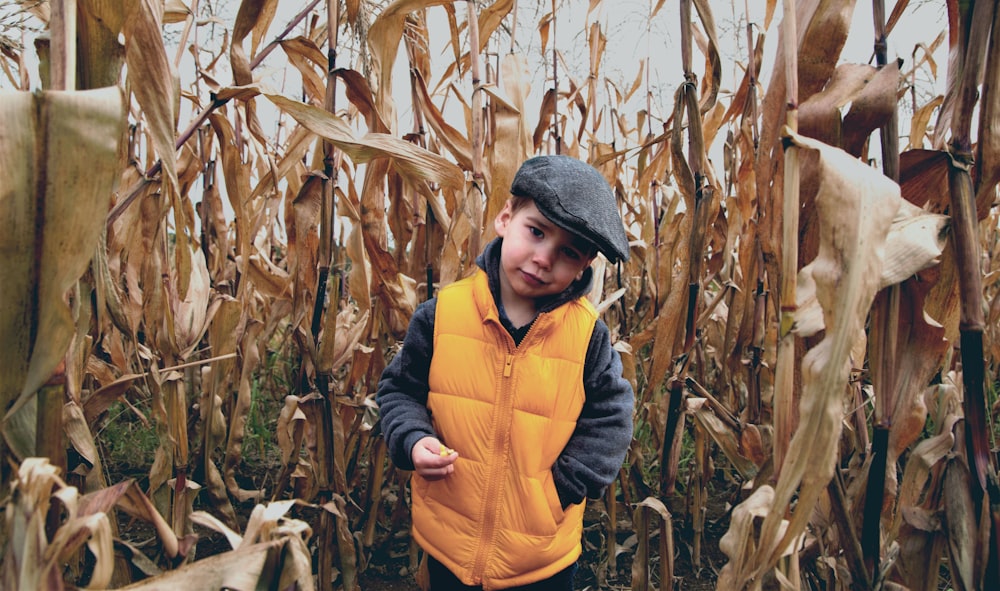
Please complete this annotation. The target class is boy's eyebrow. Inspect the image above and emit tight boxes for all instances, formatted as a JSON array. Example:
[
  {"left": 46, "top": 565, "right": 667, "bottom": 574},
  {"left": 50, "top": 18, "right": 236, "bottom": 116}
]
[
  {"left": 527, "top": 211, "right": 595, "bottom": 254},
  {"left": 523, "top": 211, "right": 555, "bottom": 230}
]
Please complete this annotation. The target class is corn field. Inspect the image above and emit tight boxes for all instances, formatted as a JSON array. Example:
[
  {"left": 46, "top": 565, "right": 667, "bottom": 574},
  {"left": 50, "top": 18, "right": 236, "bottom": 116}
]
[{"left": 1, "top": 0, "right": 999, "bottom": 589}]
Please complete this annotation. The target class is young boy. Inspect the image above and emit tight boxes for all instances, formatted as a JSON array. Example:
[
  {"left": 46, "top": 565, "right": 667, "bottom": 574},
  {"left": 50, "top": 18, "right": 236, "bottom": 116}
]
[{"left": 377, "top": 155, "right": 634, "bottom": 590}]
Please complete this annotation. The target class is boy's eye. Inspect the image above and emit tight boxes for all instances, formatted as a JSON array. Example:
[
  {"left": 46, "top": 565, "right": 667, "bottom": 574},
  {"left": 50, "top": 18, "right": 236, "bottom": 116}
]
[
  {"left": 528, "top": 226, "right": 543, "bottom": 238},
  {"left": 560, "top": 246, "right": 583, "bottom": 261}
]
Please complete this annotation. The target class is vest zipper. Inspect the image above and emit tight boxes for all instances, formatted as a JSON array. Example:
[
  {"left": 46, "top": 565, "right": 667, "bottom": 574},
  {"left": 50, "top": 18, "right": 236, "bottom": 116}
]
[
  {"left": 470, "top": 338, "right": 520, "bottom": 586},
  {"left": 471, "top": 318, "right": 542, "bottom": 586}
]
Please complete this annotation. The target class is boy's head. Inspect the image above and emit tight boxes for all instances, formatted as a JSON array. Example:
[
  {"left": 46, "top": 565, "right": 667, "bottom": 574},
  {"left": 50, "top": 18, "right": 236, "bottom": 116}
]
[{"left": 508, "top": 155, "right": 630, "bottom": 264}]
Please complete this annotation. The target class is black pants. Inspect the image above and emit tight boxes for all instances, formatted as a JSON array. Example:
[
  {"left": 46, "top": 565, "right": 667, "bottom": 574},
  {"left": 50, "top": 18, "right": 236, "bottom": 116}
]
[{"left": 427, "top": 556, "right": 577, "bottom": 590}]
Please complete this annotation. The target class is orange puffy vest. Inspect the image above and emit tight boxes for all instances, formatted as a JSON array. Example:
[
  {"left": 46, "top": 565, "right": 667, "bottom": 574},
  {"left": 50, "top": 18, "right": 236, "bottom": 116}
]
[{"left": 412, "top": 269, "right": 597, "bottom": 590}]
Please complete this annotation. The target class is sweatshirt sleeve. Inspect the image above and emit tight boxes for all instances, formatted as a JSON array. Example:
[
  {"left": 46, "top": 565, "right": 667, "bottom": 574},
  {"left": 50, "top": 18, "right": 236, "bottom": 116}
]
[
  {"left": 552, "top": 319, "right": 635, "bottom": 507},
  {"left": 376, "top": 299, "right": 437, "bottom": 471}
]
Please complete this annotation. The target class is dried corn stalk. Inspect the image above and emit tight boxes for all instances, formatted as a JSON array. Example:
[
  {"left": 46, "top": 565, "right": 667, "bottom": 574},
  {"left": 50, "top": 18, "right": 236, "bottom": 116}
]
[{"left": 719, "top": 130, "right": 924, "bottom": 588}]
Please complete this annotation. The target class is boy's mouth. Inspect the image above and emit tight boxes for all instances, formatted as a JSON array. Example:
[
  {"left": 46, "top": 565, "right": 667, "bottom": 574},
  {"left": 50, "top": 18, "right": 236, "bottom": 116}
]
[{"left": 519, "top": 270, "right": 545, "bottom": 287}]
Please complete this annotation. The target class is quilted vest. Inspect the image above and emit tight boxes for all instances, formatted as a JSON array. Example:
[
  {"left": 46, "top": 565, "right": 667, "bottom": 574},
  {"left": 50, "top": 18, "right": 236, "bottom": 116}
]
[{"left": 412, "top": 270, "right": 597, "bottom": 590}]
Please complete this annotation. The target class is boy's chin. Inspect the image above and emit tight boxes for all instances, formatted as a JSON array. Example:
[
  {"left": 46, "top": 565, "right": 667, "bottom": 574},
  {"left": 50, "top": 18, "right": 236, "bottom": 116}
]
[{"left": 511, "top": 281, "right": 570, "bottom": 300}]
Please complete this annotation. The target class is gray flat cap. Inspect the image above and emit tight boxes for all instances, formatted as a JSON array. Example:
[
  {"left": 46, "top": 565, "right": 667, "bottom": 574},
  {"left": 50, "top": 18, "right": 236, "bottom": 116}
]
[{"left": 510, "top": 155, "right": 630, "bottom": 263}]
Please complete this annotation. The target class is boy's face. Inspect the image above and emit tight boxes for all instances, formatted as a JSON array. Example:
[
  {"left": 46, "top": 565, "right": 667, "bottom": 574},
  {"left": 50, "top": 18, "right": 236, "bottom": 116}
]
[{"left": 493, "top": 199, "right": 596, "bottom": 305}]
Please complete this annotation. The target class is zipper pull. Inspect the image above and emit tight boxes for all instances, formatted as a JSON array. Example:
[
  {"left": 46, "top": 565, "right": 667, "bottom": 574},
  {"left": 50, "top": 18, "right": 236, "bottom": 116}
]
[{"left": 503, "top": 354, "right": 514, "bottom": 377}]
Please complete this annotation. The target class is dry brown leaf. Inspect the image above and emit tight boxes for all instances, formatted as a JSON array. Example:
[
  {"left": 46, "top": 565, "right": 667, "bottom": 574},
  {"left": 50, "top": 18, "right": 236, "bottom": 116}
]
[
  {"left": 718, "top": 485, "right": 795, "bottom": 588},
  {"left": 76, "top": 1, "right": 126, "bottom": 90},
  {"left": 689, "top": 400, "right": 759, "bottom": 479},
  {"left": 317, "top": 306, "right": 371, "bottom": 374},
  {"left": 908, "top": 95, "right": 944, "bottom": 150},
  {"left": 208, "top": 111, "right": 254, "bottom": 292},
  {"left": 942, "top": 458, "right": 981, "bottom": 591},
  {"left": 344, "top": 0, "right": 360, "bottom": 23},
  {"left": 692, "top": 0, "right": 722, "bottom": 113},
  {"left": 280, "top": 37, "right": 328, "bottom": 104},
  {"left": 1, "top": 458, "right": 116, "bottom": 590},
  {"left": 275, "top": 395, "right": 309, "bottom": 468},
  {"left": 117, "top": 537, "right": 312, "bottom": 591},
  {"left": 0, "top": 88, "right": 124, "bottom": 420},
  {"left": 899, "top": 148, "right": 951, "bottom": 211},
  {"left": 367, "top": 0, "right": 455, "bottom": 130},
  {"left": 840, "top": 59, "right": 902, "bottom": 156},
  {"left": 344, "top": 222, "right": 373, "bottom": 322},
  {"left": 172, "top": 246, "right": 213, "bottom": 357},
  {"left": 476, "top": 0, "right": 514, "bottom": 53},
  {"left": 411, "top": 68, "right": 473, "bottom": 170},
  {"left": 266, "top": 94, "right": 464, "bottom": 190},
  {"left": 799, "top": 63, "right": 889, "bottom": 152},
  {"left": 631, "top": 495, "right": 673, "bottom": 590},
  {"left": 757, "top": 0, "right": 859, "bottom": 283},
  {"left": 485, "top": 54, "right": 532, "bottom": 231},
  {"left": 891, "top": 390, "right": 957, "bottom": 539},
  {"left": 224, "top": 320, "right": 265, "bottom": 504},
  {"left": 795, "top": 192, "right": 948, "bottom": 338},
  {"left": 250, "top": 124, "right": 315, "bottom": 202},
  {"left": 531, "top": 87, "right": 557, "bottom": 151},
  {"left": 725, "top": 130, "right": 904, "bottom": 585},
  {"left": 881, "top": 278, "right": 950, "bottom": 499},
  {"left": 929, "top": 2, "right": 962, "bottom": 150},
  {"left": 335, "top": 67, "right": 391, "bottom": 133},
  {"left": 163, "top": 0, "right": 191, "bottom": 24},
  {"left": 115, "top": 479, "right": 184, "bottom": 558},
  {"left": 287, "top": 173, "right": 322, "bottom": 317},
  {"left": 123, "top": 0, "right": 181, "bottom": 206},
  {"left": 975, "top": 15, "right": 1000, "bottom": 215}
]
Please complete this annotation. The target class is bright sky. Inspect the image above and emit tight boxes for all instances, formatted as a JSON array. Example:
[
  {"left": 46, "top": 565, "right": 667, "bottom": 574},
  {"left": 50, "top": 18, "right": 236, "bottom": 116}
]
[{"left": 385, "top": 1, "right": 951, "bottom": 155}]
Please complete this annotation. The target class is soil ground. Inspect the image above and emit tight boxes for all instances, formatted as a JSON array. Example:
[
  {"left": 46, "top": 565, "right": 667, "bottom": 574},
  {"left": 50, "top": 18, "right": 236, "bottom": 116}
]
[
  {"left": 108, "top": 453, "right": 731, "bottom": 590},
  {"left": 354, "top": 473, "right": 730, "bottom": 590},
  {"left": 354, "top": 482, "right": 730, "bottom": 591}
]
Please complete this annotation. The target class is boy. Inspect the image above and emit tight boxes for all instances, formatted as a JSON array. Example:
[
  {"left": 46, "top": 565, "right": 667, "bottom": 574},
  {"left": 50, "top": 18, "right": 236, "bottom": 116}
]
[{"left": 377, "top": 155, "right": 634, "bottom": 590}]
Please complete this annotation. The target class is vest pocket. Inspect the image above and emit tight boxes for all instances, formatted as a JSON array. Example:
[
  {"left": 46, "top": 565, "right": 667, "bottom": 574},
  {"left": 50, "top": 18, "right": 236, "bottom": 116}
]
[
  {"left": 541, "top": 471, "right": 566, "bottom": 525},
  {"left": 513, "top": 475, "right": 560, "bottom": 536}
]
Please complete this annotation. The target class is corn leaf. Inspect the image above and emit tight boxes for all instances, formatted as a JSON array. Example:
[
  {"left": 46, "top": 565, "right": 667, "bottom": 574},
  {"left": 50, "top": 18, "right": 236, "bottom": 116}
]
[{"left": 0, "top": 88, "right": 124, "bottom": 421}]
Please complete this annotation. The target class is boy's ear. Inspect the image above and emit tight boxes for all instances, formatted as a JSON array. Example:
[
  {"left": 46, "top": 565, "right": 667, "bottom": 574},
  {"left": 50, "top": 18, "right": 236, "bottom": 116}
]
[{"left": 494, "top": 199, "right": 514, "bottom": 237}]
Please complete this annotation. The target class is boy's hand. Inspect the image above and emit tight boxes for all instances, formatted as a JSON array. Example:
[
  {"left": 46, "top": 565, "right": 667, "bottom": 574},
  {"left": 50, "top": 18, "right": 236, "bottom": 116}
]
[{"left": 411, "top": 436, "right": 458, "bottom": 480}]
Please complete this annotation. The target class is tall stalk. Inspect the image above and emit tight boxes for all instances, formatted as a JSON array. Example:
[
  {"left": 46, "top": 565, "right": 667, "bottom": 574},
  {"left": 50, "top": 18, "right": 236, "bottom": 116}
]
[
  {"left": 862, "top": 0, "right": 901, "bottom": 579},
  {"left": 661, "top": 0, "right": 698, "bottom": 499},
  {"left": 948, "top": 0, "right": 991, "bottom": 485},
  {"left": 743, "top": 0, "right": 765, "bottom": 426},
  {"left": 550, "top": 0, "right": 561, "bottom": 154},
  {"left": 311, "top": 3, "right": 360, "bottom": 589},
  {"left": 34, "top": 0, "right": 75, "bottom": 477},
  {"left": 945, "top": 0, "right": 1000, "bottom": 581},
  {"left": 772, "top": 0, "right": 800, "bottom": 475},
  {"left": 468, "top": 0, "right": 485, "bottom": 258},
  {"left": 587, "top": 18, "right": 600, "bottom": 163},
  {"left": 977, "top": 7, "right": 1000, "bottom": 580}
]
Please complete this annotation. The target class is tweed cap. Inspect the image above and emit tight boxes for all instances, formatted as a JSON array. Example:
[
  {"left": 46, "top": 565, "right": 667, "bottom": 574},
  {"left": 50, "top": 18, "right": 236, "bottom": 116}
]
[{"left": 510, "top": 155, "right": 630, "bottom": 263}]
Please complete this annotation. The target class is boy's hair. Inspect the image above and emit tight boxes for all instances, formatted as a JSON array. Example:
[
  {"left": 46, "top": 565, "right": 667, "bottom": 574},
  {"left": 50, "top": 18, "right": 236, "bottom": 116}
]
[
  {"left": 509, "top": 155, "right": 630, "bottom": 263},
  {"left": 508, "top": 194, "right": 532, "bottom": 212}
]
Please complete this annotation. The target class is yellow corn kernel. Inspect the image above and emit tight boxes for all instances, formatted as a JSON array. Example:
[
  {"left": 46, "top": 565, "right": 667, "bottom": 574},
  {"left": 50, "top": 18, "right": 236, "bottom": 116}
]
[{"left": 439, "top": 446, "right": 453, "bottom": 456}]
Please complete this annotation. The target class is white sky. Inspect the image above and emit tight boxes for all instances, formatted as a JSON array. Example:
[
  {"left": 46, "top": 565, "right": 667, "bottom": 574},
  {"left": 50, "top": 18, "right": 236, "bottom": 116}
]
[
  {"left": 0, "top": 0, "right": 951, "bottom": 220},
  {"left": 382, "top": 0, "right": 951, "bottom": 155}
]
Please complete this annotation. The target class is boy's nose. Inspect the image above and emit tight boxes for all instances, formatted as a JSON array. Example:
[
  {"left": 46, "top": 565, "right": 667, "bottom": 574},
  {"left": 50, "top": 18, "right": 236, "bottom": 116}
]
[{"left": 533, "top": 245, "right": 556, "bottom": 268}]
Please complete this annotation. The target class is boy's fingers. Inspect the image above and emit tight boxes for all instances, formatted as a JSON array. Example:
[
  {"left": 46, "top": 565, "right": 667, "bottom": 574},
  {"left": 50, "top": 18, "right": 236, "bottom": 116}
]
[
  {"left": 418, "top": 463, "right": 455, "bottom": 480},
  {"left": 427, "top": 451, "right": 458, "bottom": 468}
]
